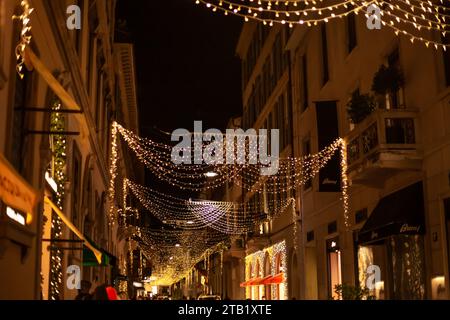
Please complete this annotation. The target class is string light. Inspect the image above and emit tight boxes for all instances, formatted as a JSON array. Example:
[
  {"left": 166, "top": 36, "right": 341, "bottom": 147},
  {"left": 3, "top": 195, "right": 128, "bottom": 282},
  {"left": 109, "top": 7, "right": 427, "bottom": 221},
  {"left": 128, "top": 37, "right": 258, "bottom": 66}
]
[
  {"left": 110, "top": 122, "right": 350, "bottom": 229},
  {"left": 194, "top": 0, "right": 450, "bottom": 49},
  {"left": 112, "top": 122, "right": 346, "bottom": 193},
  {"left": 138, "top": 229, "right": 230, "bottom": 286},
  {"left": 244, "top": 240, "right": 288, "bottom": 300},
  {"left": 124, "top": 179, "right": 294, "bottom": 235},
  {"left": 12, "top": 0, "right": 34, "bottom": 78},
  {"left": 49, "top": 98, "right": 66, "bottom": 300}
]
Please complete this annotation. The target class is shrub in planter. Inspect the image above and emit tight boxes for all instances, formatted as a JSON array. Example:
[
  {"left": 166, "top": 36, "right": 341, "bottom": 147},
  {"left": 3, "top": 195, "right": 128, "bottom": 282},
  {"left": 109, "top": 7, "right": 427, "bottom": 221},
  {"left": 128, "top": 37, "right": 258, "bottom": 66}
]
[
  {"left": 333, "top": 284, "right": 376, "bottom": 300},
  {"left": 372, "top": 65, "right": 405, "bottom": 108},
  {"left": 346, "top": 91, "right": 377, "bottom": 124},
  {"left": 372, "top": 64, "right": 405, "bottom": 94}
]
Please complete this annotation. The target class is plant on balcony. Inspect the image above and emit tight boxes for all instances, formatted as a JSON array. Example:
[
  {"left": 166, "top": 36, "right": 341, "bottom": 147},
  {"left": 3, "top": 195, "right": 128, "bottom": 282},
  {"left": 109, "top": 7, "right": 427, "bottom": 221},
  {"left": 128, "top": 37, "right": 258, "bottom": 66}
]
[
  {"left": 333, "top": 284, "right": 376, "bottom": 300},
  {"left": 346, "top": 91, "right": 377, "bottom": 124},
  {"left": 371, "top": 64, "right": 405, "bottom": 108}
]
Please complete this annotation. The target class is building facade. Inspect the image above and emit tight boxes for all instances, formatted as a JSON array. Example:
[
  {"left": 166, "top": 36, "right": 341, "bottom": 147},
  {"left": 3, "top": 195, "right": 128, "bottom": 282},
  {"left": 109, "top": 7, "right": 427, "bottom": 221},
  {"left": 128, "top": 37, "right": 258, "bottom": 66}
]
[
  {"left": 0, "top": 0, "right": 139, "bottom": 300},
  {"left": 234, "top": 10, "right": 450, "bottom": 300}
]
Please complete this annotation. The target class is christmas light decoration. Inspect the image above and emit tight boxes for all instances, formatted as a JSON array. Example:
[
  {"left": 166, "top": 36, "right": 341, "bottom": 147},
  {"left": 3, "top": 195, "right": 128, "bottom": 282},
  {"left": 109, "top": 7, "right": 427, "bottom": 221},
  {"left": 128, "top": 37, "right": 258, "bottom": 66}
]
[
  {"left": 138, "top": 229, "right": 230, "bottom": 286},
  {"left": 124, "top": 179, "right": 294, "bottom": 234},
  {"left": 48, "top": 98, "right": 67, "bottom": 300},
  {"left": 244, "top": 240, "right": 287, "bottom": 300},
  {"left": 12, "top": 0, "right": 34, "bottom": 78},
  {"left": 194, "top": 0, "right": 450, "bottom": 50},
  {"left": 109, "top": 123, "right": 350, "bottom": 229},
  {"left": 112, "top": 122, "right": 345, "bottom": 192}
]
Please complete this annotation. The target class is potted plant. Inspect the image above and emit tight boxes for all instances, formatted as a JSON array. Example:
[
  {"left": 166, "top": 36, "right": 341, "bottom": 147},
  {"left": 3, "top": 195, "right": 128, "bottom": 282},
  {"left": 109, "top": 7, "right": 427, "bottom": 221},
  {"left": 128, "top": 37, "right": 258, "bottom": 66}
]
[
  {"left": 346, "top": 91, "right": 377, "bottom": 124},
  {"left": 333, "top": 284, "right": 376, "bottom": 300},
  {"left": 371, "top": 64, "right": 405, "bottom": 109}
]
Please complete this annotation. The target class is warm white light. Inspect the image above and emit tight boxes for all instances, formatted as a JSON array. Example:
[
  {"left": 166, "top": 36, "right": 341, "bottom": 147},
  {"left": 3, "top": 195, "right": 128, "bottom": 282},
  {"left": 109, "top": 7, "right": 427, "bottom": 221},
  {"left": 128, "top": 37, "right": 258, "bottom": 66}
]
[
  {"left": 45, "top": 171, "right": 58, "bottom": 193},
  {"left": 175, "top": 244, "right": 181, "bottom": 247},
  {"left": 6, "top": 207, "right": 26, "bottom": 226},
  {"left": 205, "top": 171, "right": 218, "bottom": 178}
]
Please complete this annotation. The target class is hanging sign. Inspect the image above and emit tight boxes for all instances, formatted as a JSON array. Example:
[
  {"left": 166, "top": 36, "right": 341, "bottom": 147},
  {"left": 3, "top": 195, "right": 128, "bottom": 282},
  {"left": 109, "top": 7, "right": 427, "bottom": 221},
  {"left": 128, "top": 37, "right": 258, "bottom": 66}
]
[{"left": 0, "top": 153, "right": 37, "bottom": 224}]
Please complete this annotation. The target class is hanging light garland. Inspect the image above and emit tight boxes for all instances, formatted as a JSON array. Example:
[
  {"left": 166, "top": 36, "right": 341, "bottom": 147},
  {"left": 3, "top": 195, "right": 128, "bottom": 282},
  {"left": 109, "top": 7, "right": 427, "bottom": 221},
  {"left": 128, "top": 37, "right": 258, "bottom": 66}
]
[
  {"left": 48, "top": 98, "right": 67, "bottom": 300},
  {"left": 194, "top": 0, "right": 450, "bottom": 50},
  {"left": 112, "top": 122, "right": 345, "bottom": 193},
  {"left": 109, "top": 122, "right": 350, "bottom": 228},
  {"left": 12, "top": 0, "right": 34, "bottom": 78},
  {"left": 138, "top": 229, "right": 230, "bottom": 286},
  {"left": 124, "top": 179, "right": 295, "bottom": 234},
  {"left": 244, "top": 240, "right": 288, "bottom": 300}
]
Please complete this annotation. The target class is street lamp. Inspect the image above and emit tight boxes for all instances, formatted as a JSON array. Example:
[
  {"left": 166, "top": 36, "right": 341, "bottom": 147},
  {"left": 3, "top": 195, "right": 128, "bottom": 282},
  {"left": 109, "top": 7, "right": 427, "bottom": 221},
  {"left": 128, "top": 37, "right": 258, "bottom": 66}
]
[{"left": 204, "top": 171, "right": 218, "bottom": 178}]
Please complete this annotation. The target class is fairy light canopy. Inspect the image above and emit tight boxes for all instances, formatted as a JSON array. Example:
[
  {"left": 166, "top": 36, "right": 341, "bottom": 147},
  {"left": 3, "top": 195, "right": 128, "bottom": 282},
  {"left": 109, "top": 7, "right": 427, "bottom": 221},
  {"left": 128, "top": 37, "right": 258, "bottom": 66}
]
[{"left": 109, "top": 122, "right": 350, "bottom": 228}]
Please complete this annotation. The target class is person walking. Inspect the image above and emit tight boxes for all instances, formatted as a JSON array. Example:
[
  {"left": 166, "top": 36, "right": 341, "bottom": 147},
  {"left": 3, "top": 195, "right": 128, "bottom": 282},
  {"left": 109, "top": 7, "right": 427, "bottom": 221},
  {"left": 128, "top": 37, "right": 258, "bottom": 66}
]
[{"left": 75, "top": 280, "right": 93, "bottom": 300}]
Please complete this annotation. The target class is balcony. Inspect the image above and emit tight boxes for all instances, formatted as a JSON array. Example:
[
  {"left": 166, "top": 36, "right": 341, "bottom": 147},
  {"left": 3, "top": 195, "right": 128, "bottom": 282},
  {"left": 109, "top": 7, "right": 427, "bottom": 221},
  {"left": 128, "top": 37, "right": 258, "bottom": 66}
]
[{"left": 346, "top": 108, "right": 422, "bottom": 188}]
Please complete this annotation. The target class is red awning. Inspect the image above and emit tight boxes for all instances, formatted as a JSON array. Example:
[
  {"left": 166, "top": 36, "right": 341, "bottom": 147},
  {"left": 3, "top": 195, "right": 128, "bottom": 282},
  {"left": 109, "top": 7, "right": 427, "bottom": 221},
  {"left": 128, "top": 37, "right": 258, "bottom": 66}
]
[
  {"left": 240, "top": 275, "right": 273, "bottom": 287},
  {"left": 240, "top": 280, "right": 252, "bottom": 287},
  {"left": 261, "top": 273, "right": 285, "bottom": 285}
]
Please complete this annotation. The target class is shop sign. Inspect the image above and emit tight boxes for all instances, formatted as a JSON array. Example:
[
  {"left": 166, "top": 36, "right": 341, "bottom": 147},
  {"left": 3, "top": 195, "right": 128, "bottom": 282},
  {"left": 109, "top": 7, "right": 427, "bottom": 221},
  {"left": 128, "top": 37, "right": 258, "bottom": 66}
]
[{"left": 0, "top": 154, "right": 37, "bottom": 223}]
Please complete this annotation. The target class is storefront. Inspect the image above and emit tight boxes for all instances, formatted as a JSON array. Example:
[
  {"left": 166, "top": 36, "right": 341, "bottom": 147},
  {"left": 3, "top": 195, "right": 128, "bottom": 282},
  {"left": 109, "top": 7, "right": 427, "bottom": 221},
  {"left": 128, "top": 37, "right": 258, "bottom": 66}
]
[
  {"left": 356, "top": 182, "right": 426, "bottom": 300},
  {"left": 326, "top": 237, "right": 342, "bottom": 299},
  {"left": 0, "top": 152, "right": 38, "bottom": 254},
  {"left": 0, "top": 153, "right": 39, "bottom": 299},
  {"left": 241, "top": 241, "right": 287, "bottom": 300}
]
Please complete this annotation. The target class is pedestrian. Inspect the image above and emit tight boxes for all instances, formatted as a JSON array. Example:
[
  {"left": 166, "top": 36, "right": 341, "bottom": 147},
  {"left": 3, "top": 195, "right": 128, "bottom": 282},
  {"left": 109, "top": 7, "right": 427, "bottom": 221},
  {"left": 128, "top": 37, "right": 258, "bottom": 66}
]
[
  {"left": 93, "top": 284, "right": 119, "bottom": 300},
  {"left": 75, "top": 280, "right": 93, "bottom": 300}
]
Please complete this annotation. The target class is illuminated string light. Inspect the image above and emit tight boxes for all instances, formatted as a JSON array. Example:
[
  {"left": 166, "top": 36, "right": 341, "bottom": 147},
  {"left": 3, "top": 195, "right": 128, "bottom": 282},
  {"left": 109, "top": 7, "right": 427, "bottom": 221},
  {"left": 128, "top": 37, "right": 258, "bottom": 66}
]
[
  {"left": 48, "top": 98, "right": 66, "bottom": 300},
  {"left": 12, "top": 0, "right": 34, "bottom": 78},
  {"left": 194, "top": 0, "right": 450, "bottom": 49},
  {"left": 110, "top": 122, "right": 350, "bottom": 229},
  {"left": 124, "top": 179, "right": 294, "bottom": 235}
]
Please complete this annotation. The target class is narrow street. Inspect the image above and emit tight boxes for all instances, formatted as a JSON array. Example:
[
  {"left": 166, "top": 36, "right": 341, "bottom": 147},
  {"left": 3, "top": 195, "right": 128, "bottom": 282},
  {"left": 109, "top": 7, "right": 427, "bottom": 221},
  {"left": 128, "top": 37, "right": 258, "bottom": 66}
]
[{"left": 0, "top": 0, "right": 450, "bottom": 306}]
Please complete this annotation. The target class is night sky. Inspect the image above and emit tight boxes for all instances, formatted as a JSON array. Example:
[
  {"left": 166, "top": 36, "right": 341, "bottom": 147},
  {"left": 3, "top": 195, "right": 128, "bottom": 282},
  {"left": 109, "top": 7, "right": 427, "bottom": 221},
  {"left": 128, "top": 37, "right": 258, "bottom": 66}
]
[{"left": 116, "top": 0, "right": 243, "bottom": 137}]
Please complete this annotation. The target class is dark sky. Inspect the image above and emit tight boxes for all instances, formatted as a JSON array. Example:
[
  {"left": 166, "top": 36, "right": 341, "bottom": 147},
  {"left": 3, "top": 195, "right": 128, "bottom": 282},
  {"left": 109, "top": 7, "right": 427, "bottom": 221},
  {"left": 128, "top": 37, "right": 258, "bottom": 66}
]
[{"left": 116, "top": 0, "right": 243, "bottom": 137}]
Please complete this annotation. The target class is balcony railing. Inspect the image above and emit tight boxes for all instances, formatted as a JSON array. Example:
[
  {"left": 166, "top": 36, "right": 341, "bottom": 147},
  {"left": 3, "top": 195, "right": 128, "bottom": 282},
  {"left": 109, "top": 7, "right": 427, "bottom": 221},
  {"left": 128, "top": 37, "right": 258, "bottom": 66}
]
[{"left": 346, "top": 108, "right": 422, "bottom": 186}]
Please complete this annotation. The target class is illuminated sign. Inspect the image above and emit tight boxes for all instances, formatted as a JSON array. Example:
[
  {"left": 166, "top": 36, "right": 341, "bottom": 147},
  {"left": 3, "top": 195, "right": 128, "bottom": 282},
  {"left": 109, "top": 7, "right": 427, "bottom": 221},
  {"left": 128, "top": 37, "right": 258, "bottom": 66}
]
[
  {"left": 6, "top": 207, "right": 26, "bottom": 226},
  {"left": 0, "top": 154, "right": 38, "bottom": 223}
]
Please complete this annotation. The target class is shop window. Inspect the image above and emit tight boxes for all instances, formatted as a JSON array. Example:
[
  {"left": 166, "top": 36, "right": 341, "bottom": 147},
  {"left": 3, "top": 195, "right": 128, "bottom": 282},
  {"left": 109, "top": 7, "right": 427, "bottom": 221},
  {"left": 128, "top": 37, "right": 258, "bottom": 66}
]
[{"left": 327, "top": 238, "right": 342, "bottom": 299}]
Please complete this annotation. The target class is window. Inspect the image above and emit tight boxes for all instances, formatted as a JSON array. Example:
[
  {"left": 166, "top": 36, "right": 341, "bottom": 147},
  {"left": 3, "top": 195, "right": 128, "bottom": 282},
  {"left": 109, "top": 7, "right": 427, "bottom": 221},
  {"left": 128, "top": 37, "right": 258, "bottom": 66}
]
[
  {"left": 71, "top": 142, "right": 82, "bottom": 226},
  {"left": 73, "top": 0, "right": 84, "bottom": 54},
  {"left": 307, "top": 230, "right": 315, "bottom": 242},
  {"left": 347, "top": 11, "right": 357, "bottom": 53},
  {"left": 320, "top": 24, "right": 330, "bottom": 85},
  {"left": 328, "top": 221, "right": 337, "bottom": 234},
  {"left": 300, "top": 54, "right": 309, "bottom": 112},
  {"left": 10, "top": 71, "right": 32, "bottom": 174},
  {"left": 327, "top": 238, "right": 342, "bottom": 299},
  {"left": 387, "top": 48, "right": 405, "bottom": 108}
]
